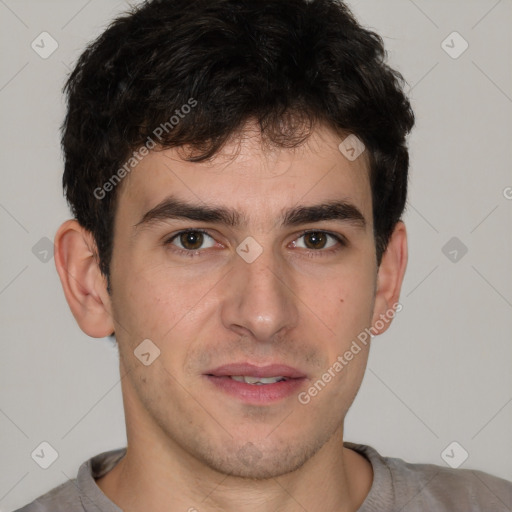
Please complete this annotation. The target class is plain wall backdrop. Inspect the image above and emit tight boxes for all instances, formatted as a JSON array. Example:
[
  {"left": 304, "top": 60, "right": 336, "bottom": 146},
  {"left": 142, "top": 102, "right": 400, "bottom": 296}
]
[{"left": 1, "top": 0, "right": 511, "bottom": 510}]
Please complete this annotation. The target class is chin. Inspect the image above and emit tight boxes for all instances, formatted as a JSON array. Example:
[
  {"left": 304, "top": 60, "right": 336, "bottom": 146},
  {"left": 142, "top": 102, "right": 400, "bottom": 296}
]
[{"left": 193, "top": 436, "right": 326, "bottom": 480}]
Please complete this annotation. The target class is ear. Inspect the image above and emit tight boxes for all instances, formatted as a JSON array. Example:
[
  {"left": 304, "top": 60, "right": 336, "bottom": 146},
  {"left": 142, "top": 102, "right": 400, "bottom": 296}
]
[
  {"left": 54, "top": 219, "right": 115, "bottom": 338},
  {"left": 370, "top": 220, "right": 408, "bottom": 335}
]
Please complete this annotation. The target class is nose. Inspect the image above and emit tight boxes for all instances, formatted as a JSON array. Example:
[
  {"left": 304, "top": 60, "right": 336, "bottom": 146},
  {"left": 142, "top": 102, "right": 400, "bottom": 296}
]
[{"left": 219, "top": 244, "right": 299, "bottom": 343}]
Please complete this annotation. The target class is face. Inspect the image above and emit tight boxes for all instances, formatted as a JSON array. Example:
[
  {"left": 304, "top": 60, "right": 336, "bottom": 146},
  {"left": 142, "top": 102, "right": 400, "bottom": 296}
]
[{"left": 107, "top": 123, "right": 380, "bottom": 479}]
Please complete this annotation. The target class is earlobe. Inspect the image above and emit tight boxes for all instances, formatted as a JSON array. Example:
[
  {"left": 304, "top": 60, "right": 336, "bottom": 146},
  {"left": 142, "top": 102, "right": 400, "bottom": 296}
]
[
  {"left": 54, "top": 219, "right": 115, "bottom": 338},
  {"left": 371, "top": 221, "right": 408, "bottom": 335}
]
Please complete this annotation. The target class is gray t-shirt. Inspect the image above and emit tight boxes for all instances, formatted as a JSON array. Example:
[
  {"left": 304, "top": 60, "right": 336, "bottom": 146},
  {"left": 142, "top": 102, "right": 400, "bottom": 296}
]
[{"left": 14, "top": 442, "right": 512, "bottom": 511}]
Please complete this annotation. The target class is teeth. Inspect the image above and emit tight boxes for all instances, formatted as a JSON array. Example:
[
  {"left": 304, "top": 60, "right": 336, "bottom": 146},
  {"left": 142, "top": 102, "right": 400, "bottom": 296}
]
[{"left": 230, "top": 376, "right": 286, "bottom": 385}]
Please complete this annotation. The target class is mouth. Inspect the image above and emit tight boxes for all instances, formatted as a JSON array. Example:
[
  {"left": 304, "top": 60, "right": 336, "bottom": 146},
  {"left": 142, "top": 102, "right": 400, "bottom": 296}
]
[
  {"left": 228, "top": 375, "right": 288, "bottom": 385},
  {"left": 206, "top": 362, "right": 307, "bottom": 379},
  {"left": 204, "top": 363, "right": 307, "bottom": 403}
]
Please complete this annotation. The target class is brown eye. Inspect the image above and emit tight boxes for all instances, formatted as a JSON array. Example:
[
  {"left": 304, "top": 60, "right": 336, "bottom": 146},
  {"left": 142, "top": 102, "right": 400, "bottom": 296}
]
[
  {"left": 167, "top": 230, "right": 216, "bottom": 252},
  {"left": 304, "top": 232, "right": 328, "bottom": 249},
  {"left": 293, "top": 231, "right": 343, "bottom": 251},
  {"left": 180, "top": 231, "right": 204, "bottom": 250}
]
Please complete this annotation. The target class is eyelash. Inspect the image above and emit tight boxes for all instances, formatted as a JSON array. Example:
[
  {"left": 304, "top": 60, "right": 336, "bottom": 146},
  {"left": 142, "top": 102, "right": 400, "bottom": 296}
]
[{"left": 163, "top": 229, "right": 347, "bottom": 258}]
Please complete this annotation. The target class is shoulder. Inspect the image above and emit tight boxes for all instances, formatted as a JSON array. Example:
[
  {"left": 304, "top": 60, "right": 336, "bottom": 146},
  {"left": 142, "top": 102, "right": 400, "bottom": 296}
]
[
  {"left": 388, "top": 455, "right": 512, "bottom": 510},
  {"left": 12, "top": 479, "right": 81, "bottom": 512},
  {"left": 346, "top": 442, "right": 512, "bottom": 512},
  {"left": 12, "top": 448, "right": 126, "bottom": 512}
]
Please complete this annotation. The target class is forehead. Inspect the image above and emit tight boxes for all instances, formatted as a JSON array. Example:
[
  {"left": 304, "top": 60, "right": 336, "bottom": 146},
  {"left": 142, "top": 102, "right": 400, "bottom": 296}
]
[{"left": 116, "top": 123, "right": 373, "bottom": 230}]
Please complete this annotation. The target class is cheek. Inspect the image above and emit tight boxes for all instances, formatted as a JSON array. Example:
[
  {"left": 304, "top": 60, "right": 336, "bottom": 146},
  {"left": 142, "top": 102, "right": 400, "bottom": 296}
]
[
  {"left": 110, "top": 254, "right": 225, "bottom": 367},
  {"left": 110, "top": 260, "right": 192, "bottom": 343},
  {"left": 310, "top": 261, "right": 376, "bottom": 343}
]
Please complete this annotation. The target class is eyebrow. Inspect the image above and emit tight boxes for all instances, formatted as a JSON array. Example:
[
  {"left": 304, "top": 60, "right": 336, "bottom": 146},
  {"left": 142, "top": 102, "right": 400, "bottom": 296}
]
[{"left": 133, "top": 195, "right": 367, "bottom": 233}]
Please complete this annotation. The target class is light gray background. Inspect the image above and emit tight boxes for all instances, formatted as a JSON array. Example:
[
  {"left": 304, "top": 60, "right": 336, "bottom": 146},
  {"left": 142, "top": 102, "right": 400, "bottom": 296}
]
[{"left": 1, "top": 0, "right": 511, "bottom": 510}]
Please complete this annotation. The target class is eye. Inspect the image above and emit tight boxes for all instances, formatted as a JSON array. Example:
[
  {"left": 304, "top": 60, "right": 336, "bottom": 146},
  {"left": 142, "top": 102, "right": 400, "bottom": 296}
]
[
  {"left": 166, "top": 230, "right": 216, "bottom": 251},
  {"left": 292, "top": 231, "right": 344, "bottom": 251}
]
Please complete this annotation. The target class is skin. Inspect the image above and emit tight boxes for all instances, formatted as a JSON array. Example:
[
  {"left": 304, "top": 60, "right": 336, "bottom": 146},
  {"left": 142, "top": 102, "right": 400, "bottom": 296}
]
[{"left": 55, "top": 122, "right": 407, "bottom": 512}]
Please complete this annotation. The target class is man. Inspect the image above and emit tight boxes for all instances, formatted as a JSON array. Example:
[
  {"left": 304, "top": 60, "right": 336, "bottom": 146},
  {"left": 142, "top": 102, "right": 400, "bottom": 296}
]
[{"left": 16, "top": 0, "right": 512, "bottom": 511}]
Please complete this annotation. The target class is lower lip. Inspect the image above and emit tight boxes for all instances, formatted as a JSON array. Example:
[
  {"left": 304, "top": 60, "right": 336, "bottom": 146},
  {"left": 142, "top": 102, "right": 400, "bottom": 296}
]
[{"left": 205, "top": 375, "right": 306, "bottom": 404}]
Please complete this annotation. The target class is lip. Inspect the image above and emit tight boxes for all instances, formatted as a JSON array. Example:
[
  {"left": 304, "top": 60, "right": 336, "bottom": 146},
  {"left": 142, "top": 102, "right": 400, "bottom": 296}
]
[
  {"left": 204, "top": 363, "right": 307, "bottom": 404},
  {"left": 206, "top": 362, "right": 307, "bottom": 379}
]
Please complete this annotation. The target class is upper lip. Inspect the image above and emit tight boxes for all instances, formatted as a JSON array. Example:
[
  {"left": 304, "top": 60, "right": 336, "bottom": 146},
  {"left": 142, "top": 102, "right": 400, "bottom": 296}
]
[{"left": 206, "top": 363, "right": 307, "bottom": 379}]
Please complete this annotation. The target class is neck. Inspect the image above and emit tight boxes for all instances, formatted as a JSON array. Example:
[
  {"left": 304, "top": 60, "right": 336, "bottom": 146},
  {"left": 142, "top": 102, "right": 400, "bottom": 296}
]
[{"left": 96, "top": 431, "right": 372, "bottom": 512}]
